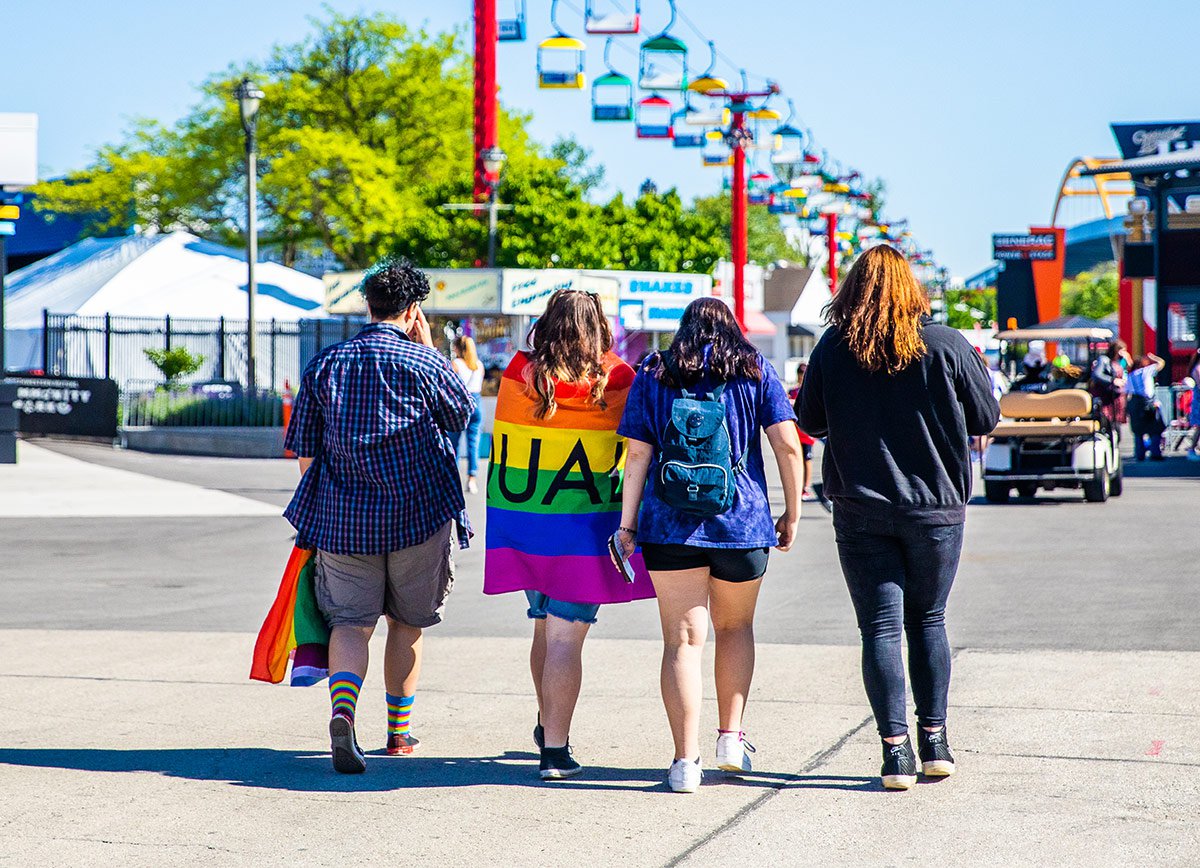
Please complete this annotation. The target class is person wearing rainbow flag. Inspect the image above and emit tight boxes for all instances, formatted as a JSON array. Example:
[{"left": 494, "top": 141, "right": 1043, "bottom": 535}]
[
  {"left": 484, "top": 289, "right": 653, "bottom": 781},
  {"left": 284, "top": 260, "right": 475, "bottom": 774}
]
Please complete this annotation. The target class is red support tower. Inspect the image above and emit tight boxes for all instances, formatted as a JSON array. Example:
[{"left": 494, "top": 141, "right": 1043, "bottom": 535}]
[
  {"left": 729, "top": 112, "right": 748, "bottom": 328},
  {"left": 473, "top": 0, "right": 499, "bottom": 203},
  {"left": 825, "top": 212, "right": 839, "bottom": 294}
]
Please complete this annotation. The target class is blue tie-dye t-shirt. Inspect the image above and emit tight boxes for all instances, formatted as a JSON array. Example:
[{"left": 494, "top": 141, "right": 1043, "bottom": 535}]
[{"left": 617, "top": 352, "right": 797, "bottom": 548}]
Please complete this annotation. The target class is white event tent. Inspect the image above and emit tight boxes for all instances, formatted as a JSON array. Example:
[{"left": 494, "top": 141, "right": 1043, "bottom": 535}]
[{"left": 3, "top": 231, "right": 326, "bottom": 382}]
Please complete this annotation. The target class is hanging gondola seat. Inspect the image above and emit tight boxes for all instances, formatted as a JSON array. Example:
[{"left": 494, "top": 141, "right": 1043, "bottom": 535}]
[
  {"left": 688, "top": 75, "right": 729, "bottom": 95},
  {"left": 538, "top": 36, "right": 587, "bottom": 89},
  {"left": 636, "top": 95, "right": 674, "bottom": 139},
  {"left": 702, "top": 130, "right": 732, "bottom": 166},
  {"left": 768, "top": 195, "right": 797, "bottom": 215},
  {"left": 639, "top": 34, "right": 688, "bottom": 91},
  {"left": 748, "top": 171, "right": 773, "bottom": 205},
  {"left": 684, "top": 104, "right": 729, "bottom": 126},
  {"left": 498, "top": 0, "right": 528, "bottom": 41},
  {"left": 585, "top": 0, "right": 641, "bottom": 34},
  {"left": 671, "top": 108, "right": 705, "bottom": 147},
  {"left": 593, "top": 71, "right": 634, "bottom": 121},
  {"left": 770, "top": 124, "right": 804, "bottom": 164}
]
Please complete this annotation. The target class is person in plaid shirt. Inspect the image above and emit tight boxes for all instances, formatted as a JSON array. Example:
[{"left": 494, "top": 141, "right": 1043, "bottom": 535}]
[{"left": 284, "top": 260, "right": 474, "bottom": 774}]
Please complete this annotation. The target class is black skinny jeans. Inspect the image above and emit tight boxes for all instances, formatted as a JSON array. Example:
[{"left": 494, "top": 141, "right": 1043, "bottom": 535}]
[
  {"left": 833, "top": 507, "right": 964, "bottom": 738},
  {"left": 1126, "top": 395, "right": 1162, "bottom": 461}
]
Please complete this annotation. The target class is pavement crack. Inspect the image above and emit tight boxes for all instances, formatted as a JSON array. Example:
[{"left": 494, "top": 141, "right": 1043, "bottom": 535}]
[{"left": 663, "top": 714, "right": 874, "bottom": 868}]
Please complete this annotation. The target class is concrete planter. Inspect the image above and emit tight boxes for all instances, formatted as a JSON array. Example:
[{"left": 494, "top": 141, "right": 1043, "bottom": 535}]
[{"left": 121, "top": 426, "right": 286, "bottom": 459}]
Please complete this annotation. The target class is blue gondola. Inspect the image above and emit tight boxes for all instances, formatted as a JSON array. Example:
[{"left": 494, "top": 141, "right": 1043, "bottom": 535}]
[
  {"left": 701, "top": 129, "right": 731, "bottom": 167},
  {"left": 498, "top": 0, "right": 527, "bottom": 41}
]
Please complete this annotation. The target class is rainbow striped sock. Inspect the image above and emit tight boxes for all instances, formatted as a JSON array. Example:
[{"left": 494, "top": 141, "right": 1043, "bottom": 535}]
[
  {"left": 386, "top": 693, "right": 414, "bottom": 736},
  {"left": 329, "top": 672, "right": 363, "bottom": 722}
]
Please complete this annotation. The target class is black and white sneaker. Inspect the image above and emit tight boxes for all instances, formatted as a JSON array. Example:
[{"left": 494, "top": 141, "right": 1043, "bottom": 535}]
[
  {"left": 329, "top": 713, "right": 367, "bottom": 774},
  {"left": 880, "top": 737, "right": 917, "bottom": 790},
  {"left": 918, "top": 727, "right": 956, "bottom": 777},
  {"left": 539, "top": 744, "right": 583, "bottom": 780}
]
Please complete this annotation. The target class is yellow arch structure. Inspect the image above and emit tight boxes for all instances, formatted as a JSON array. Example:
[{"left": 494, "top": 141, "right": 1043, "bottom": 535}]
[{"left": 1050, "top": 157, "right": 1135, "bottom": 226}]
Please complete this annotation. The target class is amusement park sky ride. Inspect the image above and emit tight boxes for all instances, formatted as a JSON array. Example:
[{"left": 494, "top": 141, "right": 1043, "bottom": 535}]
[{"left": 469, "top": 0, "right": 941, "bottom": 328}]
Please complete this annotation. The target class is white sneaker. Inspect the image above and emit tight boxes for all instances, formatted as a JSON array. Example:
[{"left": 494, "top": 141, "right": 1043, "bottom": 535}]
[
  {"left": 466, "top": 477, "right": 479, "bottom": 493},
  {"left": 667, "top": 758, "right": 703, "bottom": 793},
  {"left": 715, "top": 731, "right": 755, "bottom": 773}
]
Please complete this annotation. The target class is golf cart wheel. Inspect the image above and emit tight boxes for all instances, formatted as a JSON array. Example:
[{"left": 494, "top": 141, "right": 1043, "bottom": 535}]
[
  {"left": 1016, "top": 482, "right": 1038, "bottom": 499},
  {"left": 1083, "top": 467, "right": 1109, "bottom": 503},
  {"left": 984, "top": 482, "right": 1011, "bottom": 504},
  {"left": 1108, "top": 462, "right": 1123, "bottom": 497}
]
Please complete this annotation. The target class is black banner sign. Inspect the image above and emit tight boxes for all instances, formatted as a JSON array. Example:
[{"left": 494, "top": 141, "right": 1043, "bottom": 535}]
[
  {"left": 993, "top": 233, "right": 1057, "bottom": 261},
  {"left": 2, "top": 375, "right": 119, "bottom": 438}
]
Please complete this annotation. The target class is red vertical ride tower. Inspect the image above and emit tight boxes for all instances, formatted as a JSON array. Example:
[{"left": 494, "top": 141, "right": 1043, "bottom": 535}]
[{"left": 473, "top": 0, "right": 498, "bottom": 203}]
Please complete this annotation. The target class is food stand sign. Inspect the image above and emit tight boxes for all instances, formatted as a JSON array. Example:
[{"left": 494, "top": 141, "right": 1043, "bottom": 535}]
[
  {"left": 324, "top": 269, "right": 501, "bottom": 316},
  {"left": 3, "top": 375, "right": 119, "bottom": 438},
  {"left": 501, "top": 270, "right": 620, "bottom": 316},
  {"left": 992, "top": 233, "right": 1058, "bottom": 262},
  {"left": 614, "top": 271, "right": 711, "bottom": 331}
]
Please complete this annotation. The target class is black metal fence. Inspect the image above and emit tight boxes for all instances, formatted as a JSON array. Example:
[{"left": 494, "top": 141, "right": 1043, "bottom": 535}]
[{"left": 40, "top": 312, "right": 364, "bottom": 391}]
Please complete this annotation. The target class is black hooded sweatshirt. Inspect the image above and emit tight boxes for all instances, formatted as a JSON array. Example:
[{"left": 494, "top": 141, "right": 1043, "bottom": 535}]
[{"left": 797, "top": 319, "right": 1000, "bottom": 524}]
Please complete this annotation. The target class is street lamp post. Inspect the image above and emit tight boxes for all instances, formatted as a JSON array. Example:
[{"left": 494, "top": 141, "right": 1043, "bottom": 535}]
[
  {"left": 481, "top": 146, "right": 507, "bottom": 268},
  {"left": 235, "top": 77, "right": 264, "bottom": 391}
]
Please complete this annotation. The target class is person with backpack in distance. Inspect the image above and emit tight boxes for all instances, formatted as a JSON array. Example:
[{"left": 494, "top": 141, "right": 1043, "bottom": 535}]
[
  {"left": 613, "top": 298, "right": 804, "bottom": 793},
  {"left": 797, "top": 245, "right": 999, "bottom": 791},
  {"left": 484, "top": 290, "right": 652, "bottom": 781}
]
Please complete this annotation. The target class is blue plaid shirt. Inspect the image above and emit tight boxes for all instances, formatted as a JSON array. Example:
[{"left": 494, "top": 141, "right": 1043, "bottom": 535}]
[{"left": 284, "top": 323, "right": 475, "bottom": 554}]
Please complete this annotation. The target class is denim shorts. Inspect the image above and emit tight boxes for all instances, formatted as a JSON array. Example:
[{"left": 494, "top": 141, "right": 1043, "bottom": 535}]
[{"left": 524, "top": 591, "right": 600, "bottom": 624}]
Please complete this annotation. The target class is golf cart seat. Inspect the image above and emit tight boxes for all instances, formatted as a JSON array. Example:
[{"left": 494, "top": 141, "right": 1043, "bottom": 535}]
[{"left": 991, "top": 390, "right": 1098, "bottom": 438}]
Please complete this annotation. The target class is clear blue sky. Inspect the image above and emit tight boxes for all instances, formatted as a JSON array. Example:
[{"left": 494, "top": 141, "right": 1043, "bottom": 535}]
[{"left": 4, "top": 0, "right": 1197, "bottom": 277}]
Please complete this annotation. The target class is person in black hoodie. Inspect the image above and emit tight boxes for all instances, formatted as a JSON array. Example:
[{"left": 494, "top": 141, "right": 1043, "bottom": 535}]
[{"left": 798, "top": 245, "right": 999, "bottom": 791}]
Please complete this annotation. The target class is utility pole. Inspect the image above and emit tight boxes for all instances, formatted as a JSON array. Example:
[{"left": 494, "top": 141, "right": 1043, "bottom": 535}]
[{"left": 825, "top": 212, "right": 839, "bottom": 294}]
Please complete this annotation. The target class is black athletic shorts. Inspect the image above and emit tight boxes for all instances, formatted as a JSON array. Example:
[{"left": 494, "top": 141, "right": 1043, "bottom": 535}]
[
  {"left": 640, "top": 543, "right": 770, "bottom": 583},
  {"left": 801, "top": 442, "right": 813, "bottom": 461}
]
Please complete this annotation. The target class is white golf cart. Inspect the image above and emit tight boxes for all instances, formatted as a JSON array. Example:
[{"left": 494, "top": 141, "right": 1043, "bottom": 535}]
[{"left": 982, "top": 328, "right": 1122, "bottom": 503}]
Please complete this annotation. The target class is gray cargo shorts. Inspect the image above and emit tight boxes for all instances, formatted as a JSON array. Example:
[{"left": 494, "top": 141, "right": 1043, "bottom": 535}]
[{"left": 314, "top": 522, "right": 455, "bottom": 629}]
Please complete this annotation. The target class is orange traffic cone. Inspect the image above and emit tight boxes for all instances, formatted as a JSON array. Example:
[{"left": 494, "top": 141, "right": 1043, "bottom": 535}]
[{"left": 282, "top": 380, "right": 296, "bottom": 458}]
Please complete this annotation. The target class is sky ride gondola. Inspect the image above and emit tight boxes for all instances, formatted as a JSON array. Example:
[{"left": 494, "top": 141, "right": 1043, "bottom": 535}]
[
  {"left": 701, "top": 129, "right": 732, "bottom": 167},
  {"left": 585, "top": 0, "right": 642, "bottom": 35},
  {"left": 769, "top": 100, "right": 804, "bottom": 165},
  {"left": 638, "top": 0, "right": 688, "bottom": 91},
  {"left": 748, "top": 171, "right": 773, "bottom": 205},
  {"left": 497, "top": 0, "right": 527, "bottom": 41},
  {"left": 592, "top": 39, "right": 634, "bottom": 121},
  {"left": 636, "top": 94, "right": 674, "bottom": 139},
  {"left": 538, "top": 0, "right": 586, "bottom": 89},
  {"left": 670, "top": 106, "right": 706, "bottom": 147},
  {"left": 688, "top": 41, "right": 728, "bottom": 94}
]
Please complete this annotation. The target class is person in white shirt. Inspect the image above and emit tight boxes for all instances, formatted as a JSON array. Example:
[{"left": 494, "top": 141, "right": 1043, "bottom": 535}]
[
  {"left": 1124, "top": 353, "right": 1165, "bottom": 461},
  {"left": 451, "top": 336, "right": 486, "bottom": 492}
]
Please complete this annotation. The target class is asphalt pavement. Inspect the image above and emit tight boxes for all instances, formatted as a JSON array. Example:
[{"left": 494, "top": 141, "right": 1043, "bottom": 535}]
[
  {"left": 4, "top": 438, "right": 1197, "bottom": 652},
  {"left": 1, "top": 438, "right": 1198, "bottom": 866}
]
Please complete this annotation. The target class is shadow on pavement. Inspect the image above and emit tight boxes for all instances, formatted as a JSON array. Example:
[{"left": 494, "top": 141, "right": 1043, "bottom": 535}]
[
  {"left": 716, "top": 772, "right": 877, "bottom": 792},
  {"left": 1122, "top": 457, "right": 1200, "bottom": 479},
  {"left": 0, "top": 747, "right": 671, "bottom": 793}
]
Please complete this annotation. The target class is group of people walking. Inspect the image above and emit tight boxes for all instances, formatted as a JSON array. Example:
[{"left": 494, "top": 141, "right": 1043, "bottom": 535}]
[{"left": 282, "top": 245, "right": 1000, "bottom": 792}]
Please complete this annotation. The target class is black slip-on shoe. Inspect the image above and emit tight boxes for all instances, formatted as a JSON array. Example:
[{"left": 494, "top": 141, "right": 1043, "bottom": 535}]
[
  {"left": 880, "top": 736, "right": 917, "bottom": 790},
  {"left": 918, "top": 727, "right": 956, "bottom": 777}
]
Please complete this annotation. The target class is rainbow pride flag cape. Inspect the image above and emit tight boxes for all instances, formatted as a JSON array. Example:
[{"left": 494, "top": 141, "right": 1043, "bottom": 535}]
[
  {"left": 250, "top": 546, "right": 330, "bottom": 686},
  {"left": 484, "top": 352, "right": 654, "bottom": 604}
]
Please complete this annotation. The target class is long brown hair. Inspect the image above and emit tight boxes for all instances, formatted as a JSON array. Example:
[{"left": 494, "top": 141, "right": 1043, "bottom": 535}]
[
  {"left": 524, "top": 290, "right": 613, "bottom": 420},
  {"left": 653, "top": 297, "right": 762, "bottom": 387},
  {"left": 453, "top": 335, "right": 480, "bottom": 371},
  {"left": 826, "top": 245, "right": 930, "bottom": 374}
]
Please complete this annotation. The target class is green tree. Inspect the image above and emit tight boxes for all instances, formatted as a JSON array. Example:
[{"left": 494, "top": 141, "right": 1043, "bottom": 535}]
[
  {"left": 943, "top": 288, "right": 997, "bottom": 330},
  {"left": 33, "top": 11, "right": 552, "bottom": 269},
  {"left": 1062, "top": 264, "right": 1119, "bottom": 320},
  {"left": 144, "top": 347, "right": 205, "bottom": 388},
  {"left": 691, "top": 192, "right": 799, "bottom": 264}
]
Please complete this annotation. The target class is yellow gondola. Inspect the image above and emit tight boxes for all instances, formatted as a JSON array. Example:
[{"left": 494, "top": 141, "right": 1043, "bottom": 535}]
[{"left": 538, "top": 0, "right": 586, "bottom": 89}]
